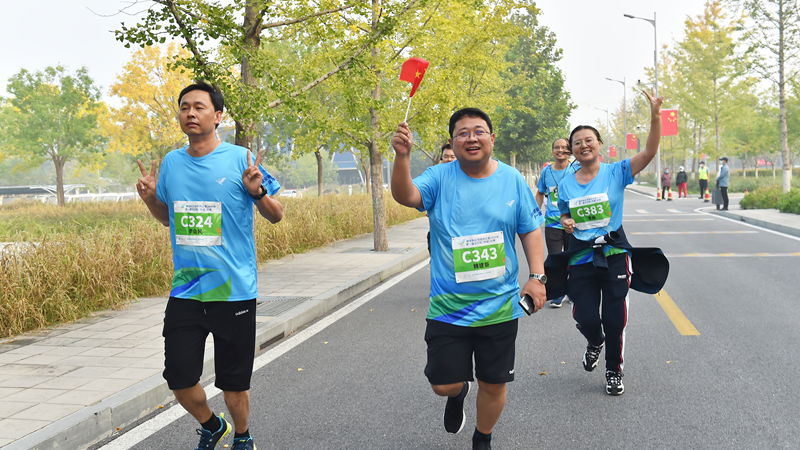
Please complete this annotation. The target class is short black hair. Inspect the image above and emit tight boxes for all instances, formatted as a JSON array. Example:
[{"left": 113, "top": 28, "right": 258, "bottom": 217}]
[
  {"left": 178, "top": 81, "right": 225, "bottom": 128},
  {"left": 569, "top": 125, "right": 603, "bottom": 146},
  {"left": 552, "top": 138, "right": 570, "bottom": 149},
  {"left": 440, "top": 143, "right": 452, "bottom": 158},
  {"left": 448, "top": 108, "right": 493, "bottom": 138}
]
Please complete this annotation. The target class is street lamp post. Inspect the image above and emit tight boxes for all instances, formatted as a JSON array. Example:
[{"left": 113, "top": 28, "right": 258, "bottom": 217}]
[
  {"left": 624, "top": 12, "right": 660, "bottom": 191},
  {"left": 606, "top": 77, "right": 626, "bottom": 159},
  {"left": 593, "top": 107, "right": 610, "bottom": 158}
]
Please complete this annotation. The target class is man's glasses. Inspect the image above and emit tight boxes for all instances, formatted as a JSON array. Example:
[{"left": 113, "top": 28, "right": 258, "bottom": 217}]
[{"left": 454, "top": 129, "right": 490, "bottom": 141}]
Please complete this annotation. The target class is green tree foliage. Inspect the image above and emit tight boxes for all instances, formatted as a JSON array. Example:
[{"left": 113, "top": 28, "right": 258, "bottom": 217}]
[
  {"left": 728, "top": 0, "right": 800, "bottom": 191},
  {"left": 493, "top": 7, "right": 574, "bottom": 166},
  {"left": 0, "top": 66, "right": 106, "bottom": 206}
]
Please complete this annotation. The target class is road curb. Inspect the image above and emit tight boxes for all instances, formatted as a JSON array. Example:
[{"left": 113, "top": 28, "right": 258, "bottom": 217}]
[{"left": 6, "top": 246, "right": 429, "bottom": 450}]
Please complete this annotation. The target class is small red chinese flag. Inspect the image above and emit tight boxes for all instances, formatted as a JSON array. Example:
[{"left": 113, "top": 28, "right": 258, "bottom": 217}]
[
  {"left": 609, "top": 146, "right": 617, "bottom": 158},
  {"left": 399, "top": 57, "right": 429, "bottom": 97},
  {"left": 662, "top": 109, "right": 678, "bottom": 136},
  {"left": 626, "top": 134, "right": 637, "bottom": 150}
]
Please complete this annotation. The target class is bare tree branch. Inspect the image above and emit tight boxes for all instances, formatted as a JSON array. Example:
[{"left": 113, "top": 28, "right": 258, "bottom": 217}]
[
  {"left": 164, "top": 0, "right": 209, "bottom": 69},
  {"left": 260, "top": 4, "right": 354, "bottom": 32}
]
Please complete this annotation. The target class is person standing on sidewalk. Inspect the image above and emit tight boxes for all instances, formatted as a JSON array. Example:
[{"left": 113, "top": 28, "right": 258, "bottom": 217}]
[
  {"left": 546, "top": 89, "right": 668, "bottom": 396},
  {"left": 535, "top": 138, "right": 577, "bottom": 308},
  {"left": 391, "top": 108, "right": 547, "bottom": 450},
  {"left": 136, "top": 81, "right": 283, "bottom": 450},
  {"left": 661, "top": 168, "right": 671, "bottom": 200},
  {"left": 716, "top": 157, "right": 730, "bottom": 210},
  {"left": 676, "top": 166, "right": 688, "bottom": 198},
  {"left": 698, "top": 161, "right": 709, "bottom": 199}
]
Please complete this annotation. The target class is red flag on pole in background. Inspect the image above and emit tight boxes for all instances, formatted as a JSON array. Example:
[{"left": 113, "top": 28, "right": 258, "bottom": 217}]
[
  {"left": 399, "top": 57, "right": 429, "bottom": 98},
  {"left": 609, "top": 146, "right": 617, "bottom": 158},
  {"left": 662, "top": 109, "right": 678, "bottom": 136},
  {"left": 626, "top": 134, "right": 637, "bottom": 150}
]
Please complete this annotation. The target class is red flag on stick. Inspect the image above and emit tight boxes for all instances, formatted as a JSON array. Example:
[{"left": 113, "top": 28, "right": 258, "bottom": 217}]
[
  {"left": 626, "top": 134, "right": 637, "bottom": 150},
  {"left": 399, "top": 57, "right": 429, "bottom": 97},
  {"left": 662, "top": 109, "right": 678, "bottom": 136},
  {"left": 609, "top": 146, "right": 617, "bottom": 158}
]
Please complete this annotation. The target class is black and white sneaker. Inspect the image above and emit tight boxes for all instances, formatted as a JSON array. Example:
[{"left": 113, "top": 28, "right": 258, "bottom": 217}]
[
  {"left": 443, "top": 381, "right": 471, "bottom": 434},
  {"left": 606, "top": 371, "right": 624, "bottom": 395},
  {"left": 582, "top": 342, "right": 604, "bottom": 372}
]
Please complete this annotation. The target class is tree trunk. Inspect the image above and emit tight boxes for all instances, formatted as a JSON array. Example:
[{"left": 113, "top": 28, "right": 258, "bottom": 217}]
[
  {"left": 368, "top": 0, "right": 388, "bottom": 251},
  {"left": 54, "top": 155, "right": 65, "bottom": 207},
  {"left": 315, "top": 149, "right": 324, "bottom": 197},
  {"left": 510, "top": 152, "right": 516, "bottom": 169},
  {"left": 234, "top": 2, "right": 261, "bottom": 150},
  {"left": 779, "top": 3, "right": 792, "bottom": 192}
]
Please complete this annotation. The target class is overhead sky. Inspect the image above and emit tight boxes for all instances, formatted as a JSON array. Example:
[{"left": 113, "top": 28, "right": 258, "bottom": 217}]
[{"left": 1, "top": 0, "right": 707, "bottom": 141}]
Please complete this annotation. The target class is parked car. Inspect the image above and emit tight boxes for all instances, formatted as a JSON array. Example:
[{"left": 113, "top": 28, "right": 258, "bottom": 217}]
[{"left": 279, "top": 189, "right": 303, "bottom": 198}]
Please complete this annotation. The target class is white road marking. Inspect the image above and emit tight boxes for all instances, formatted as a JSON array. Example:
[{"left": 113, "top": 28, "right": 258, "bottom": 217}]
[
  {"left": 626, "top": 213, "right": 706, "bottom": 217},
  {"left": 624, "top": 219, "right": 714, "bottom": 222},
  {"left": 631, "top": 231, "right": 758, "bottom": 235},
  {"left": 667, "top": 209, "right": 683, "bottom": 213},
  {"left": 635, "top": 209, "right": 651, "bottom": 214},
  {"left": 666, "top": 253, "right": 800, "bottom": 258},
  {"left": 696, "top": 207, "right": 800, "bottom": 242},
  {"left": 97, "top": 259, "right": 431, "bottom": 450}
]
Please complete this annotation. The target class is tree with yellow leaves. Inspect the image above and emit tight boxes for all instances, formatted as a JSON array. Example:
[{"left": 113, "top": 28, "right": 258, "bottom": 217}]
[{"left": 105, "top": 43, "right": 194, "bottom": 160}]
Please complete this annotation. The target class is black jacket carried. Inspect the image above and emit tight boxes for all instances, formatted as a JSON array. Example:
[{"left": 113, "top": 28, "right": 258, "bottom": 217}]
[
  {"left": 543, "top": 226, "right": 670, "bottom": 300},
  {"left": 676, "top": 171, "right": 688, "bottom": 184}
]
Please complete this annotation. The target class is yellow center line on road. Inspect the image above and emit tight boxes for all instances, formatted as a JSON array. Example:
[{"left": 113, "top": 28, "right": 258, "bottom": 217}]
[{"left": 653, "top": 290, "right": 700, "bottom": 336}]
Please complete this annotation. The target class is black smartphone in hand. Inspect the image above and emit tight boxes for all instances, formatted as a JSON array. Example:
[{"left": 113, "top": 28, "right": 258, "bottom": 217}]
[{"left": 519, "top": 294, "right": 535, "bottom": 316}]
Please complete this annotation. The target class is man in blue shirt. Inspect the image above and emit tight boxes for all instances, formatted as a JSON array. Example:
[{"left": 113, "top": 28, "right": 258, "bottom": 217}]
[
  {"left": 391, "top": 108, "right": 547, "bottom": 450},
  {"left": 716, "top": 157, "right": 730, "bottom": 210},
  {"left": 137, "top": 82, "right": 283, "bottom": 450}
]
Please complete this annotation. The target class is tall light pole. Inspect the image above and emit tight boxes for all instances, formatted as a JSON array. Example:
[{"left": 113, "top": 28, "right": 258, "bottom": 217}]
[
  {"left": 593, "top": 107, "right": 610, "bottom": 157},
  {"left": 624, "top": 12, "right": 660, "bottom": 191},
  {"left": 606, "top": 77, "right": 626, "bottom": 158}
]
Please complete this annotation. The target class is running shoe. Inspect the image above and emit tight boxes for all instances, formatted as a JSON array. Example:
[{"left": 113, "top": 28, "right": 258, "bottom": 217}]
[
  {"left": 582, "top": 342, "right": 604, "bottom": 372},
  {"left": 194, "top": 413, "right": 231, "bottom": 450},
  {"left": 443, "top": 381, "right": 471, "bottom": 434},
  {"left": 473, "top": 440, "right": 492, "bottom": 450},
  {"left": 606, "top": 370, "right": 625, "bottom": 396},
  {"left": 550, "top": 297, "right": 563, "bottom": 308},
  {"left": 231, "top": 436, "right": 257, "bottom": 450}
]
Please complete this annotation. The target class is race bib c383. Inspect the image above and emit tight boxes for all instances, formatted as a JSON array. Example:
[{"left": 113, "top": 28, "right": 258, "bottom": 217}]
[{"left": 569, "top": 193, "right": 612, "bottom": 230}]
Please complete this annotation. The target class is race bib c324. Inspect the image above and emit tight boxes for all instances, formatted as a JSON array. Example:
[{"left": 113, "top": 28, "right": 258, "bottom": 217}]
[
  {"left": 569, "top": 193, "right": 612, "bottom": 230},
  {"left": 452, "top": 231, "right": 506, "bottom": 283},
  {"left": 174, "top": 201, "right": 222, "bottom": 246}
]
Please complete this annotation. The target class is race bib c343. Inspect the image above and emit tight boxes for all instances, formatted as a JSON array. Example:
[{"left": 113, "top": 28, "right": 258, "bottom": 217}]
[
  {"left": 452, "top": 231, "right": 506, "bottom": 283},
  {"left": 569, "top": 193, "right": 612, "bottom": 230},
  {"left": 174, "top": 201, "right": 222, "bottom": 246}
]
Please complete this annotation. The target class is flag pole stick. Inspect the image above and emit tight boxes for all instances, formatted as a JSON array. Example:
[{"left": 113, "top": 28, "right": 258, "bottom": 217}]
[{"left": 403, "top": 96, "right": 413, "bottom": 122}]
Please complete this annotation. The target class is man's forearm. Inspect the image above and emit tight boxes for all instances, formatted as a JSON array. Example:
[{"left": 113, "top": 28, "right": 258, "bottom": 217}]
[
  {"left": 145, "top": 199, "right": 170, "bottom": 227},
  {"left": 519, "top": 228, "right": 545, "bottom": 274},
  {"left": 255, "top": 195, "right": 283, "bottom": 224}
]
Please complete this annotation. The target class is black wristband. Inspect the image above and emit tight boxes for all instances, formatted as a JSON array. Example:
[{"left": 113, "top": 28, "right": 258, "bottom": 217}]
[{"left": 250, "top": 185, "right": 268, "bottom": 200}]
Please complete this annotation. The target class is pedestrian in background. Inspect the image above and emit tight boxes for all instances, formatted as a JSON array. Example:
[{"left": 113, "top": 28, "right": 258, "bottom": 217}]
[
  {"left": 661, "top": 168, "right": 671, "bottom": 200},
  {"left": 676, "top": 166, "right": 688, "bottom": 198},
  {"left": 698, "top": 161, "right": 709, "bottom": 199},
  {"left": 535, "top": 137, "right": 577, "bottom": 308},
  {"left": 428, "top": 143, "right": 456, "bottom": 254},
  {"left": 716, "top": 157, "right": 730, "bottom": 210}
]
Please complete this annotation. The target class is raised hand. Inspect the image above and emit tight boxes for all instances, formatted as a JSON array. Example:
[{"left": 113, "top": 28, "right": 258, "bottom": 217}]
[
  {"left": 391, "top": 122, "right": 413, "bottom": 157},
  {"left": 243, "top": 148, "right": 265, "bottom": 196},
  {"left": 137, "top": 159, "right": 158, "bottom": 204},
  {"left": 642, "top": 87, "right": 664, "bottom": 118}
]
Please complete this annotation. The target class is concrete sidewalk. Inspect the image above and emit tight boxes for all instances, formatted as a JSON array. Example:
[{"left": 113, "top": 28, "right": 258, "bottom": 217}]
[{"left": 0, "top": 218, "right": 431, "bottom": 450}]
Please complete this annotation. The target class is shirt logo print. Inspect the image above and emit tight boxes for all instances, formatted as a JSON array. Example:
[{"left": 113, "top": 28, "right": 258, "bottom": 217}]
[
  {"left": 215, "top": 178, "right": 226, "bottom": 185},
  {"left": 506, "top": 200, "right": 515, "bottom": 207}
]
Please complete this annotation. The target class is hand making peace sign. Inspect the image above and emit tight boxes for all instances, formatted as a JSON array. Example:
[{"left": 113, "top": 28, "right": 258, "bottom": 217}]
[
  {"left": 243, "top": 148, "right": 265, "bottom": 197},
  {"left": 137, "top": 159, "right": 158, "bottom": 204}
]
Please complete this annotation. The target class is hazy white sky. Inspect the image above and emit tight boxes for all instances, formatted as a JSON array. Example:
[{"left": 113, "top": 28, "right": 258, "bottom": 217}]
[{"left": 1, "top": 0, "right": 707, "bottom": 140}]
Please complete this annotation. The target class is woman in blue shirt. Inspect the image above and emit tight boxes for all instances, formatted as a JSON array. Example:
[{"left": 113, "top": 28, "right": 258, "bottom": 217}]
[{"left": 556, "top": 89, "right": 663, "bottom": 396}]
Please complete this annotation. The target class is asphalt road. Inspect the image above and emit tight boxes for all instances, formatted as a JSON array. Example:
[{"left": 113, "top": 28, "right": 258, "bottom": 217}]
[{"left": 99, "top": 190, "right": 800, "bottom": 450}]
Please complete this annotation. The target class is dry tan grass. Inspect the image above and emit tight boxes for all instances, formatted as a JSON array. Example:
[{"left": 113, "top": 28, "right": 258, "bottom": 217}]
[{"left": 0, "top": 194, "right": 422, "bottom": 337}]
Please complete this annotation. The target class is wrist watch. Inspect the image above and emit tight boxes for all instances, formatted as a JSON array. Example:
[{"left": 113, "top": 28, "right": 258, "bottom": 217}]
[
  {"left": 250, "top": 185, "right": 268, "bottom": 200},
  {"left": 529, "top": 273, "right": 547, "bottom": 284}
]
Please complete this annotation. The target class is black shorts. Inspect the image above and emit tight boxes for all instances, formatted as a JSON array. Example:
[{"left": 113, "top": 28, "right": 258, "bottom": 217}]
[
  {"left": 424, "top": 319, "right": 518, "bottom": 385},
  {"left": 163, "top": 298, "right": 256, "bottom": 392}
]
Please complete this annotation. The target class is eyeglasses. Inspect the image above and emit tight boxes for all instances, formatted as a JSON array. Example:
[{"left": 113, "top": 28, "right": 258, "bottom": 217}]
[
  {"left": 454, "top": 129, "right": 490, "bottom": 141},
  {"left": 552, "top": 145, "right": 570, "bottom": 151},
  {"left": 572, "top": 137, "right": 596, "bottom": 147}
]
